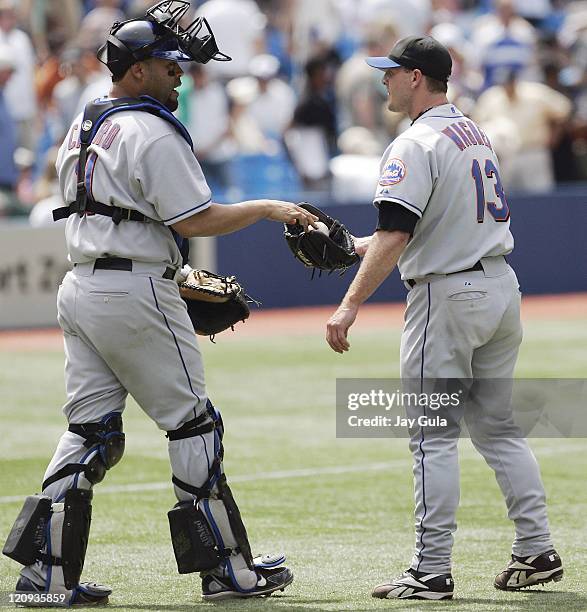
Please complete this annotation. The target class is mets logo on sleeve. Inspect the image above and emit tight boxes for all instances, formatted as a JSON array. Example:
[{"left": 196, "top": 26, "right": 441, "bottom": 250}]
[{"left": 379, "top": 158, "right": 406, "bottom": 186}]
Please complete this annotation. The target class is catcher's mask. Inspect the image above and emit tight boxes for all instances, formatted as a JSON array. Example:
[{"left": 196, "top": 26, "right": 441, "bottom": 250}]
[{"left": 97, "top": 0, "right": 231, "bottom": 79}]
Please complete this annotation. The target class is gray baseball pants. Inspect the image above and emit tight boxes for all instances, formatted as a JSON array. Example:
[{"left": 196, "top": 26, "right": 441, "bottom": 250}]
[
  {"left": 400, "top": 256, "right": 553, "bottom": 574},
  {"left": 21, "top": 262, "right": 214, "bottom": 593}
]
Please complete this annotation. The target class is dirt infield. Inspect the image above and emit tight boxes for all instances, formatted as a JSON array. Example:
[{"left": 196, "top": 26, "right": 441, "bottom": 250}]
[{"left": 1, "top": 293, "right": 586, "bottom": 350}]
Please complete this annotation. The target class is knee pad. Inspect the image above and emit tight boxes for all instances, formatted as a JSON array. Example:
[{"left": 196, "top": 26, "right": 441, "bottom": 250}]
[
  {"left": 168, "top": 474, "right": 256, "bottom": 591},
  {"left": 42, "top": 412, "right": 125, "bottom": 490},
  {"left": 94, "top": 411, "right": 125, "bottom": 469},
  {"left": 81, "top": 412, "right": 125, "bottom": 485},
  {"left": 3, "top": 489, "right": 92, "bottom": 590}
]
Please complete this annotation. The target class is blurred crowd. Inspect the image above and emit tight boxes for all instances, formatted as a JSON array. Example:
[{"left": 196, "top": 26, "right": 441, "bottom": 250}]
[{"left": 0, "top": 0, "right": 586, "bottom": 223}]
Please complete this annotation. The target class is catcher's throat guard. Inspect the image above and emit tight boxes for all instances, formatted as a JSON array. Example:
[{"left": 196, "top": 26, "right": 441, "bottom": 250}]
[
  {"left": 146, "top": 1, "right": 232, "bottom": 63},
  {"left": 284, "top": 202, "right": 359, "bottom": 274},
  {"left": 147, "top": 2, "right": 232, "bottom": 64}
]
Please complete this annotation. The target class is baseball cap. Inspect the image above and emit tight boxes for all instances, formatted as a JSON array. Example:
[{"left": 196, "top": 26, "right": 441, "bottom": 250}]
[{"left": 366, "top": 35, "right": 452, "bottom": 82}]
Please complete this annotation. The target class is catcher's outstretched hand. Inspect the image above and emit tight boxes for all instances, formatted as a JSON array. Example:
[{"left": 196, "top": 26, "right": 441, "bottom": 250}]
[
  {"left": 266, "top": 200, "right": 318, "bottom": 229},
  {"left": 326, "top": 304, "right": 358, "bottom": 353}
]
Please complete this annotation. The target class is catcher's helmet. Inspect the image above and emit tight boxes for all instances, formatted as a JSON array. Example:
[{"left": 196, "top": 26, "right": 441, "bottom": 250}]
[{"left": 97, "top": 0, "right": 231, "bottom": 78}]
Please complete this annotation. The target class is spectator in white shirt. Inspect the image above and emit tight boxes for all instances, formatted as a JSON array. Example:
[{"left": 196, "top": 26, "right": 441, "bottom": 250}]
[
  {"left": 470, "top": 0, "right": 539, "bottom": 89},
  {"left": 185, "top": 63, "right": 235, "bottom": 191},
  {"left": 247, "top": 54, "right": 296, "bottom": 139},
  {"left": 0, "top": 0, "right": 37, "bottom": 150},
  {"left": 474, "top": 68, "right": 572, "bottom": 192}
]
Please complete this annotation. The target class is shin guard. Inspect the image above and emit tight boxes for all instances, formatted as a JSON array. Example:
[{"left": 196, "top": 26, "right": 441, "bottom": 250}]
[
  {"left": 167, "top": 474, "right": 257, "bottom": 591},
  {"left": 3, "top": 495, "right": 52, "bottom": 566},
  {"left": 60, "top": 489, "right": 92, "bottom": 589},
  {"left": 214, "top": 475, "right": 253, "bottom": 569},
  {"left": 199, "top": 497, "right": 257, "bottom": 591},
  {"left": 3, "top": 490, "right": 92, "bottom": 591},
  {"left": 168, "top": 500, "right": 220, "bottom": 573}
]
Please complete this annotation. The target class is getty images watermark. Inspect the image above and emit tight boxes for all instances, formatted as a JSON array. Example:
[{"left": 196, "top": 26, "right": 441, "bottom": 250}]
[{"left": 336, "top": 379, "right": 587, "bottom": 438}]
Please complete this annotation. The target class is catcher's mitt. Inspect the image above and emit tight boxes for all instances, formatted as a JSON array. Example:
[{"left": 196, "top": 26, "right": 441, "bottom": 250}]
[
  {"left": 179, "top": 269, "right": 254, "bottom": 338},
  {"left": 283, "top": 202, "right": 359, "bottom": 274}
]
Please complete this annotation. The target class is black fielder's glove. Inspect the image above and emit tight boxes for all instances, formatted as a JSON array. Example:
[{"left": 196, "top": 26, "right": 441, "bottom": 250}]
[
  {"left": 178, "top": 268, "right": 257, "bottom": 339},
  {"left": 283, "top": 202, "right": 359, "bottom": 274}
]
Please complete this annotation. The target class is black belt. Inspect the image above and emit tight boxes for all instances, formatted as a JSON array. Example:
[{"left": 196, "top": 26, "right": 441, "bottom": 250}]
[
  {"left": 407, "top": 261, "right": 483, "bottom": 288},
  {"left": 92, "top": 257, "right": 175, "bottom": 279}
]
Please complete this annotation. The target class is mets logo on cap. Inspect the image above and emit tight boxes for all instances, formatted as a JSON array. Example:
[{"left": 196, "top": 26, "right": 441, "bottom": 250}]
[{"left": 379, "top": 158, "right": 406, "bottom": 186}]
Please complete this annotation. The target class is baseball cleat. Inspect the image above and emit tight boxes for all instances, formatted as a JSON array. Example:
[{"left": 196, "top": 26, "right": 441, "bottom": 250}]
[
  {"left": 494, "top": 549, "right": 563, "bottom": 590},
  {"left": 201, "top": 566, "right": 293, "bottom": 600},
  {"left": 372, "top": 567, "right": 454, "bottom": 600},
  {"left": 15, "top": 576, "right": 111, "bottom": 607},
  {"left": 253, "top": 552, "right": 287, "bottom": 569}
]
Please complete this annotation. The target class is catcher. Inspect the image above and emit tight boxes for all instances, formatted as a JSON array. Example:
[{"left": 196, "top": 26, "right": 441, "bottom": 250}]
[{"left": 3, "top": 2, "right": 317, "bottom": 606}]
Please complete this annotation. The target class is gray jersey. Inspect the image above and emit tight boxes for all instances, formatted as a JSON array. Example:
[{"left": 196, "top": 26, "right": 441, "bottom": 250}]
[
  {"left": 373, "top": 104, "right": 514, "bottom": 280},
  {"left": 56, "top": 106, "right": 212, "bottom": 267}
]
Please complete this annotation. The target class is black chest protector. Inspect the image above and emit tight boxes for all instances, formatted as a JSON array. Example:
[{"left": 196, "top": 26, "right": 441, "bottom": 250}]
[{"left": 53, "top": 95, "right": 192, "bottom": 263}]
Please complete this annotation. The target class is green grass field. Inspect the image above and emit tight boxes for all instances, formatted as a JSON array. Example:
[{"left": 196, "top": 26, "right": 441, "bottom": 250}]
[{"left": 1, "top": 316, "right": 586, "bottom": 611}]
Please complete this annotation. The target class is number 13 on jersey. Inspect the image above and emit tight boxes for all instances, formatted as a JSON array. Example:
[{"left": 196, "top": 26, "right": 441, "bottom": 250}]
[{"left": 471, "top": 158, "right": 510, "bottom": 223}]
